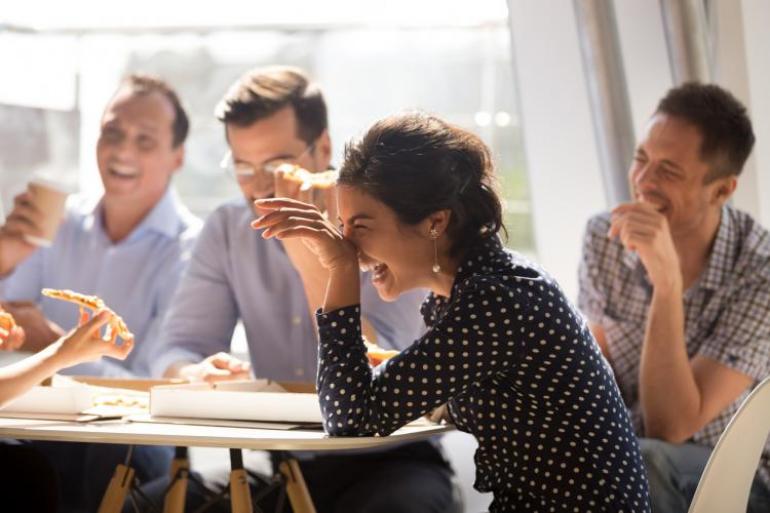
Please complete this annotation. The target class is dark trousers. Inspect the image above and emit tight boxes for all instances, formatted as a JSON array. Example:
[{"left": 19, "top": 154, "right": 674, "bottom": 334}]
[
  {"left": 0, "top": 440, "right": 59, "bottom": 513},
  {"left": 30, "top": 440, "right": 173, "bottom": 513},
  {"left": 131, "top": 441, "right": 461, "bottom": 513}
]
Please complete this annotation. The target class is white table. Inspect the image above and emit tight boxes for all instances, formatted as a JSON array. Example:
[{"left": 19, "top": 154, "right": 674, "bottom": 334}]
[{"left": 0, "top": 416, "right": 451, "bottom": 513}]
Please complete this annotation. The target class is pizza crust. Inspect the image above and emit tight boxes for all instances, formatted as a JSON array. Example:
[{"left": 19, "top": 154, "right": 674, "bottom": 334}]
[
  {"left": 275, "top": 163, "right": 338, "bottom": 191},
  {"left": 41, "top": 288, "right": 133, "bottom": 340},
  {"left": 0, "top": 311, "right": 17, "bottom": 332}
]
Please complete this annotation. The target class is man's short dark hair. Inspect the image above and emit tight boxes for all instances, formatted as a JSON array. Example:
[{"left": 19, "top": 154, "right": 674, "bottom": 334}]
[
  {"left": 215, "top": 66, "right": 328, "bottom": 145},
  {"left": 118, "top": 73, "right": 189, "bottom": 148},
  {"left": 656, "top": 82, "right": 755, "bottom": 181}
]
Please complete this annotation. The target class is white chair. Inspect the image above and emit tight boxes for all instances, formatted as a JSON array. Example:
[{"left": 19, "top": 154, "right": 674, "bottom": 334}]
[{"left": 688, "top": 376, "right": 770, "bottom": 513}]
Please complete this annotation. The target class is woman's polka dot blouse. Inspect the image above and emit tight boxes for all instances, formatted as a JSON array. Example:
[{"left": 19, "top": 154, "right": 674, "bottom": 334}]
[{"left": 316, "top": 236, "right": 651, "bottom": 513}]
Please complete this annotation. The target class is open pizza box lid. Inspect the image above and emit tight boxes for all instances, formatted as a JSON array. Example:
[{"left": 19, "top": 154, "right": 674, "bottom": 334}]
[{"left": 149, "top": 379, "right": 322, "bottom": 424}]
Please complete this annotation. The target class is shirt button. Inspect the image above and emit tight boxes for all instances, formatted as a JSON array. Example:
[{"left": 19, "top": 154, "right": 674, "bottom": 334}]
[
  {"left": 295, "top": 368, "right": 305, "bottom": 377},
  {"left": 291, "top": 315, "right": 302, "bottom": 325}
]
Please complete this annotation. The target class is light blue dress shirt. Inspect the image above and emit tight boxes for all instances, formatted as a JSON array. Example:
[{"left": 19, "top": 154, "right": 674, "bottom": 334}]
[
  {"left": 0, "top": 188, "right": 202, "bottom": 377},
  {"left": 149, "top": 199, "right": 427, "bottom": 381}
]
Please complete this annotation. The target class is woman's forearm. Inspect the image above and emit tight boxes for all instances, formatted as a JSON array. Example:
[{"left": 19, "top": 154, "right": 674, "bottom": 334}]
[
  {"left": 0, "top": 342, "right": 66, "bottom": 406},
  {"left": 323, "top": 263, "right": 361, "bottom": 313}
]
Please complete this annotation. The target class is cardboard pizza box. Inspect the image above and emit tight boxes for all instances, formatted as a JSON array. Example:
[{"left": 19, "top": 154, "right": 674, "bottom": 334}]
[{"left": 149, "top": 379, "right": 322, "bottom": 423}]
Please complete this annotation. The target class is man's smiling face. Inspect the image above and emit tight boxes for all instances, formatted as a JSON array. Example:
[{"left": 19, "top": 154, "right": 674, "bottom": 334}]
[{"left": 225, "top": 106, "right": 326, "bottom": 215}]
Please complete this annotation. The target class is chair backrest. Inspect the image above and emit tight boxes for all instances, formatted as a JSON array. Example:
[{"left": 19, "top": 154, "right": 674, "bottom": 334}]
[{"left": 688, "top": 376, "right": 770, "bottom": 513}]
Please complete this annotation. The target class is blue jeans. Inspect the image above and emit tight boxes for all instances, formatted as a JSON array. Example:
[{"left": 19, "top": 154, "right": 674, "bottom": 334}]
[{"left": 640, "top": 438, "right": 770, "bottom": 513}]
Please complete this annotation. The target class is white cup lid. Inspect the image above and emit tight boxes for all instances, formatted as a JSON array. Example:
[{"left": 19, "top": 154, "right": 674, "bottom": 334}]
[{"left": 29, "top": 177, "right": 77, "bottom": 194}]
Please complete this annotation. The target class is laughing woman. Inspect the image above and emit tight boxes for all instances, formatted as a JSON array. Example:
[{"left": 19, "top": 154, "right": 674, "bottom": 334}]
[{"left": 252, "top": 113, "right": 651, "bottom": 513}]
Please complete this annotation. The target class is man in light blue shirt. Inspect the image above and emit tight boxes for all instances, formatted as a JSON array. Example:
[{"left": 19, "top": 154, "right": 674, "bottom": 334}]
[
  {"left": 0, "top": 74, "right": 201, "bottom": 512},
  {"left": 1, "top": 191, "right": 199, "bottom": 377},
  {"left": 144, "top": 66, "right": 459, "bottom": 513},
  {"left": 0, "top": 75, "right": 201, "bottom": 377}
]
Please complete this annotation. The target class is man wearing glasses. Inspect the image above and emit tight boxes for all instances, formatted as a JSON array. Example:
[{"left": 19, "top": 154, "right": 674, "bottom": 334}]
[
  {"left": 145, "top": 66, "right": 458, "bottom": 513},
  {"left": 1, "top": 74, "right": 200, "bottom": 370}
]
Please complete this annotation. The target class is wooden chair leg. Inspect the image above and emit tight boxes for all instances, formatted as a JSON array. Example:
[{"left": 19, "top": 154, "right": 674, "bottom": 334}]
[
  {"left": 163, "top": 446, "right": 190, "bottom": 513},
  {"left": 97, "top": 463, "right": 135, "bottom": 513},
  {"left": 278, "top": 458, "right": 317, "bottom": 513},
  {"left": 229, "top": 449, "right": 253, "bottom": 513}
]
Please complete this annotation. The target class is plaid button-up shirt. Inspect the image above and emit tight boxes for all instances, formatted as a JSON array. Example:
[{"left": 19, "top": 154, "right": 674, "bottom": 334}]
[{"left": 578, "top": 205, "right": 770, "bottom": 486}]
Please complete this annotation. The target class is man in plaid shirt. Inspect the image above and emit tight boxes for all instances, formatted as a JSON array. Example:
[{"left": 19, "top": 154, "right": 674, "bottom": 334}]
[{"left": 579, "top": 82, "right": 770, "bottom": 513}]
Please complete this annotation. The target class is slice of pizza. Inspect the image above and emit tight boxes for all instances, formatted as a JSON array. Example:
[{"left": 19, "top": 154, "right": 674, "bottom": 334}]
[
  {"left": 274, "top": 163, "right": 338, "bottom": 191},
  {"left": 41, "top": 288, "right": 133, "bottom": 340},
  {"left": 0, "top": 310, "right": 17, "bottom": 333},
  {"left": 364, "top": 340, "right": 400, "bottom": 367},
  {"left": 42, "top": 288, "right": 105, "bottom": 310}
]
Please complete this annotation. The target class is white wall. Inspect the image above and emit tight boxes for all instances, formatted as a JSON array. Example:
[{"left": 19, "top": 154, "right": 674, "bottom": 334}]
[
  {"left": 506, "top": 0, "right": 606, "bottom": 301},
  {"left": 711, "top": 0, "right": 759, "bottom": 219},
  {"left": 613, "top": 0, "right": 672, "bottom": 137},
  {"left": 741, "top": 0, "right": 770, "bottom": 227}
]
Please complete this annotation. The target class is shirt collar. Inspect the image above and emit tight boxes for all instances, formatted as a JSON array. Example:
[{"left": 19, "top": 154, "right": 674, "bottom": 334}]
[
  {"left": 452, "top": 235, "right": 503, "bottom": 284},
  {"left": 700, "top": 206, "right": 734, "bottom": 291},
  {"left": 88, "top": 187, "right": 185, "bottom": 242},
  {"left": 421, "top": 235, "right": 504, "bottom": 324}
]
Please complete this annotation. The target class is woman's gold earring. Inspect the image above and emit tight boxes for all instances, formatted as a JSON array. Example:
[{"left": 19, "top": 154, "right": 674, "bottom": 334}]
[{"left": 430, "top": 227, "right": 441, "bottom": 273}]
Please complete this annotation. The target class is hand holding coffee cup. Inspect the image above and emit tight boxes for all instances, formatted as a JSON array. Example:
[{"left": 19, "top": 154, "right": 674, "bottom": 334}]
[
  {"left": 21, "top": 179, "right": 69, "bottom": 247},
  {"left": 0, "top": 193, "right": 40, "bottom": 275},
  {"left": 0, "top": 179, "right": 69, "bottom": 275}
]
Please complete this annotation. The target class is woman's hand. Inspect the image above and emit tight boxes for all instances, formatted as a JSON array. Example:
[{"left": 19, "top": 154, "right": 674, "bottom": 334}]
[
  {"left": 0, "top": 312, "right": 25, "bottom": 351},
  {"left": 251, "top": 197, "right": 358, "bottom": 271},
  {"left": 52, "top": 309, "right": 134, "bottom": 368}
]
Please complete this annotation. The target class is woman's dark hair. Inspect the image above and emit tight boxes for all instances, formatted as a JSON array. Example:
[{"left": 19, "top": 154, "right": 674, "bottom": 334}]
[{"left": 339, "top": 112, "right": 504, "bottom": 258}]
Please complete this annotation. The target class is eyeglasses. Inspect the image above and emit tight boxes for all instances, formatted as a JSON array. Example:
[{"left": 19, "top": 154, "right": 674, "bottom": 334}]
[{"left": 220, "top": 143, "right": 316, "bottom": 184}]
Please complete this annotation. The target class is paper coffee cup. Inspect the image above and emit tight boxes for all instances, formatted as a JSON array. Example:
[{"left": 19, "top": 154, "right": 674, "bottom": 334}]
[{"left": 23, "top": 178, "right": 70, "bottom": 247}]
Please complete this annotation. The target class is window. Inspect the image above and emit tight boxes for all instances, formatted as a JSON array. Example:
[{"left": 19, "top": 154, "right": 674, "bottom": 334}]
[{"left": 0, "top": 6, "right": 533, "bottom": 252}]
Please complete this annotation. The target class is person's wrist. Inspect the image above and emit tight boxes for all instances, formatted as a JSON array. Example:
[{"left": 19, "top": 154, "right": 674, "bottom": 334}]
[
  {"left": 46, "top": 337, "right": 74, "bottom": 369},
  {"left": 327, "top": 249, "right": 359, "bottom": 273},
  {"left": 329, "top": 259, "right": 358, "bottom": 274},
  {"left": 178, "top": 362, "right": 203, "bottom": 382},
  {"left": 652, "top": 272, "right": 682, "bottom": 298}
]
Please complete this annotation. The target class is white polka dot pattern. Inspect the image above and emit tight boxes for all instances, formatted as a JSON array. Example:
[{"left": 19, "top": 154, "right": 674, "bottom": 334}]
[{"left": 317, "top": 237, "right": 651, "bottom": 512}]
